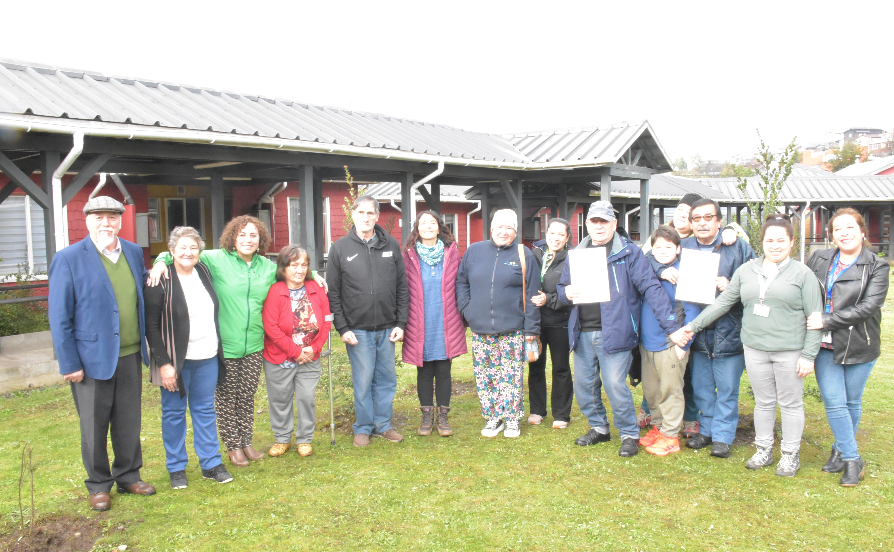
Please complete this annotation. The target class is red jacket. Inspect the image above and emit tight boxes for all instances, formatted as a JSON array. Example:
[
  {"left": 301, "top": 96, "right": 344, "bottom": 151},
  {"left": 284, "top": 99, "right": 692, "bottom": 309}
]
[
  {"left": 401, "top": 242, "right": 467, "bottom": 366},
  {"left": 262, "top": 280, "right": 332, "bottom": 364}
]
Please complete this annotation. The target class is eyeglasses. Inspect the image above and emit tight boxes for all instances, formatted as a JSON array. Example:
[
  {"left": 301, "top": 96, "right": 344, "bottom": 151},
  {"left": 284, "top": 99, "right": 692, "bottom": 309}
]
[{"left": 690, "top": 214, "right": 717, "bottom": 222}]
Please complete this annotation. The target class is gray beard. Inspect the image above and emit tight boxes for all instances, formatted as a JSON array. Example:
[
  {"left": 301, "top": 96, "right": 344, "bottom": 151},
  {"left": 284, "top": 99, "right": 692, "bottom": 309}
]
[{"left": 95, "top": 232, "right": 116, "bottom": 250}]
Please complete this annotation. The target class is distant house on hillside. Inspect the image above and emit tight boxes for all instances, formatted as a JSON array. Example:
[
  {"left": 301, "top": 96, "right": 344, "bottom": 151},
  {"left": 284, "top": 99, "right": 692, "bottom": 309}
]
[
  {"left": 843, "top": 127, "right": 887, "bottom": 141},
  {"left": 835, "top": 156, "right": 894, "bottom": 176}
]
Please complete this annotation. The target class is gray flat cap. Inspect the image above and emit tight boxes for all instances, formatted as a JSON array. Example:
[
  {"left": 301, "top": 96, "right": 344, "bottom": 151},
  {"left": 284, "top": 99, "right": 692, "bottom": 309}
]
[
  {"left": 83, "top": 196, "right": 126, "bottom": 215},
  {"left": 587, "top": 200, "right": 616, "bottom": 221}
]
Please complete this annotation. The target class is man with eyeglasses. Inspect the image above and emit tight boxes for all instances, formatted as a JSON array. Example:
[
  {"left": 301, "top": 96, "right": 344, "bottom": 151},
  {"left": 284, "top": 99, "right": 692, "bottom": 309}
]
[
  {"left": 676, "top": 198, "right": 755, "bottom": 459},
  {"left": 557, "top": 201, "right": 688, "bottom": 457}
]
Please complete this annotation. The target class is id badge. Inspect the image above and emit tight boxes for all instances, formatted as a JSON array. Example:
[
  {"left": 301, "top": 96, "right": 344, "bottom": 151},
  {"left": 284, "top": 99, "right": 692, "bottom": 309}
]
[
  {"left": 753, "top": 304, "right": 770, "bottom": 318},
  {"left": 822, "top": 331, "right": 832, "bottom": 344}
]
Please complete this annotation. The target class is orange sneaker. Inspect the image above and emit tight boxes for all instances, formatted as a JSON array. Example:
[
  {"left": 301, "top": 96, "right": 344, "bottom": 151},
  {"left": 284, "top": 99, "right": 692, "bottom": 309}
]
[
  {"left": 645, "top": 433, "right": 681, "bottom": 456},
  {"left": 639, "top": 426, "right": 662, "bottom": 447}
]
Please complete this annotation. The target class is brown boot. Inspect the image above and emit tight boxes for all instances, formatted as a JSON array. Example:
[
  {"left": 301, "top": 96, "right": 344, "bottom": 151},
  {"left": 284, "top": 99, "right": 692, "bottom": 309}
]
[
  {"left": 418, "top": 406, "right": 434, "bottom": 436},
  {"left": 436, "top": 406, "right": 454, "bottom": 437},
  {"left": 228, "top": 448, "right": 249, "bottom": 467},
  {"left": 243, "top": 445, "right": 264, "bottom": 461}
]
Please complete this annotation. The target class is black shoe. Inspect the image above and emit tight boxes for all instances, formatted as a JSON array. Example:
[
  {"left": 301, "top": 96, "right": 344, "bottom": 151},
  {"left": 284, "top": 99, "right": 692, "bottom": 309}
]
[
  {"left": 619, "top": 437, "right": 640, "bottom": 457},
  {"left": 202, "top": 464, "right": 234, "bottom": 484},
  {"left": 575, "top": 428, "right": 611, "bottom": 446},
  {"left": 686, "top": 433, "right": 712, "bottom": 449},
  {"left": 840, "top": 459, "right": 864, "bottom": 487},
  {"left": 822, "top": 448, "right": 844, "bottom": 473},
  {"left": 710, "top": 442, "right": 730, "bottom": 458},
  {"left": 169, "top": 470, "right": 188, "bottom": 490}
]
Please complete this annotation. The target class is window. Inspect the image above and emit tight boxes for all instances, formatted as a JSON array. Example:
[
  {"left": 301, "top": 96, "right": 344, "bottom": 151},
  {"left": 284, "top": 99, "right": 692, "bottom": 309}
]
[
  {"left": 288, "top": 196, "right": 332, "bottom": 254},
  {"left": 0, "top": 195, "right": 47, "bottom": 280},
  {"left": 147, "top": 198, "right": 161, "bottom": 243},
  {"left": 166, "top": 198, "right": 204, "bottom": 238},
  {"left": 442, "top": 213, "right": 457, "bottom": 238}
]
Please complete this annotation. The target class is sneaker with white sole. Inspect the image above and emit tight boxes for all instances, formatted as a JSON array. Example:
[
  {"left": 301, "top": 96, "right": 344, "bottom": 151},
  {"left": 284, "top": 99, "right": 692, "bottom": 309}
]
[
  {"left": 527, "top": 414, "right": 543, "bottom": 425},
  {"left": 202, "top": 464, "right": 234, "bottom": 484},
  {"left": 481, "top": 418, "right": 505, "bottom": 437},
  {"left": 504, "top": 419, "right": 521, "bottom": 438},
  {"left": 169, "top": 470, "right": 188, "bottom": 490},
  {"left": 776, "top": 450, "right": 800, "bottom": 477},
  {"left": 746, "top": 446, "right": 774, "bottom": 470}
]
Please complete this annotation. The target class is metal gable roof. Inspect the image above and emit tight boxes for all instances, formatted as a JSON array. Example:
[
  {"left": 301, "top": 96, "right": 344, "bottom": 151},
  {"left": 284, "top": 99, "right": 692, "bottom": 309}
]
[
  {"left": 0, "top": 58, "right": 528, "bottom": 164},
  {"left": 607, "top": 173, "right": 730, "bottom": 200},
  {"left": 702, "top": 176, "right": 894, "bottom": 202},
  {"left": 835, "top": 157, "right": 894, "bottom": 176},
  {"left": 504, "top": 121, "right": 673, "bottom": 172}
]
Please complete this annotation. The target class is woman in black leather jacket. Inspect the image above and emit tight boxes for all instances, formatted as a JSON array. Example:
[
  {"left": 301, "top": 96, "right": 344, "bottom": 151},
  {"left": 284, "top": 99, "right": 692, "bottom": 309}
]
[
  {"left": 528, "top": 218, "right": 574, "bottom": 428},
  {"left": 806, "top": 208, "right": 889, "bottom": 487}
]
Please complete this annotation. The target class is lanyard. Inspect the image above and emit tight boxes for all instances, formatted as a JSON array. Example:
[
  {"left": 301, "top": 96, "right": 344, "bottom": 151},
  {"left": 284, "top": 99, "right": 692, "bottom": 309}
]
[
  {"left": 757, "top": 272, "right": 774, "bottom": 305},
  {"left": 825, "top": 252, "right": 857, "bottom": 312}
]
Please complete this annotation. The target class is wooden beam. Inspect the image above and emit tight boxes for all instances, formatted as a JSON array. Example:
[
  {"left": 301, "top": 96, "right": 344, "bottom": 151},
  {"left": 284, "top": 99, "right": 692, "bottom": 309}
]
[
  {"left": 499, "top": 178, "right": 520, "bottom": 210},
  {"left": 429, "top": 182, "right": 441, "bottom": 214},
  {"left": 631, "top": 149, "right": 643, "bottom": 166},
  {"left": 298, "top": 166, "right": 317, "bottom": 268},
  {"left": 210, "top": 174, "right": 226, "bottom": 249},
  {"left": 312, "top": 169, "right": 325, "bottom": 270},
  {"left": 0, "top": 150, "right": 50, "bottom": 208},
  {"left": 416, "top": 185, "right": 434, "bottom": 210},
  {"left": 639, "top": 179, "right": 651, "bottom": 239},
  {"left": 0, "top": 182, "right": 17, "bottom": 205},
  {"left": 402, "top": 172, "right": 413, "bottom": 245},
  {"left": 41, "top": 151, "right": 60, "bottom": 262},
  {"left": 481, "top": 186, "right": 490, "bottom": 242},
  {"left": 61, "top": 153, "right": 113, "bottom": 205},
  {"left": 601, "top": 173, "right": 612, "bottom": 204}
]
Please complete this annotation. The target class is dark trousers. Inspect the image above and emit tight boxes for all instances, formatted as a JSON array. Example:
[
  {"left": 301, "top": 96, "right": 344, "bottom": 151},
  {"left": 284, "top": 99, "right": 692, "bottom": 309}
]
[
  {"left": 527, "top": 325, "right": 573, "bottom": 422},
  {"left": 70, "top": 352, "right": 144, "bottom": 494},
  {"left": 683, "top": 353, "right": 698, "bottom": 422},
  {"left": 216, "top": 351, "right": 263, "bottom": 450},
  {"left": 417, "top": 359, "right": 452, "bottom": 407}
]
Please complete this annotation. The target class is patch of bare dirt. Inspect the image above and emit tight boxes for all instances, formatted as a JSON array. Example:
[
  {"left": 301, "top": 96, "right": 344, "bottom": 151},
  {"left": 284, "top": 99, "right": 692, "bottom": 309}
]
[
  {"left": 1, "top": 515, "right": 102, "bottom": 552},
  {"left": 733, "top": 413, "right": 757, "bottom": 445}
]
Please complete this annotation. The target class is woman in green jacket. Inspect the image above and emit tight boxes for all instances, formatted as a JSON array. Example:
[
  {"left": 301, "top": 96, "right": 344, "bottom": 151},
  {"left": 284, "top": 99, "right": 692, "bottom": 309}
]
[
  {"left": 673, "top": 215, "right": 823, "bottom": 477},
  {"left": 151, "top": 216, "right": 324, "bottom": 467}
]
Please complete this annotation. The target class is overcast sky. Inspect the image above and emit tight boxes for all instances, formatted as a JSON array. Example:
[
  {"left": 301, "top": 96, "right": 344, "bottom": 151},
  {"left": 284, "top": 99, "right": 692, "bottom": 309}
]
[{"left": 5, "top": 1, "right": 893, "bottom": 164}]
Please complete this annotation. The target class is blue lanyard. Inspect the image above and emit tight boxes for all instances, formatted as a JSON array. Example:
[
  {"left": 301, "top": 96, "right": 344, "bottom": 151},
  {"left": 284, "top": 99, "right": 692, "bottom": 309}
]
[{"left": 825, "top": 252, "right": 856, "bottom": 312}]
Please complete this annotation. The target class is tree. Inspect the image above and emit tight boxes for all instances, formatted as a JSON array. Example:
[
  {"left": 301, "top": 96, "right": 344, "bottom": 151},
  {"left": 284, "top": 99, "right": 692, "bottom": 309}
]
[
  {"left": 673, "top": 157, "right": 688, "bottom": 171},
  {"left": 735, "top": 130, "right": 799, "bottom": 248},
  {"left": 720, "top": 163, "right": 755, "bottom": 178},
  {"left": 341, "top": 166, "right": 366, "bottom": 234},
  {"left": 689, "top": 154, "right": 707, "bottom": 175},
  {"left": 826, "top": 142, "right": 866, "bottom": 172}
]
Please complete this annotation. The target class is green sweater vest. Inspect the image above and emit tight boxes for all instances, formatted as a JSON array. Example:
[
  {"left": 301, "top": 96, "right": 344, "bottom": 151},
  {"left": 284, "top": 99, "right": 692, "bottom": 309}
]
[{"left": 99, "top": 252, "right": 142, "bottom": 357}]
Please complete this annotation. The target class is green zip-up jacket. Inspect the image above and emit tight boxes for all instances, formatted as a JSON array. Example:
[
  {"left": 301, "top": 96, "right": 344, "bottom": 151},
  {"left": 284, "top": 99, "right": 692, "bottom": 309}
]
[
  {"left": 156, "top": 249, "right": 285, "bottom": 359},
  {"left": 688, "top": 256, "right": 823, "bottom": 361}
]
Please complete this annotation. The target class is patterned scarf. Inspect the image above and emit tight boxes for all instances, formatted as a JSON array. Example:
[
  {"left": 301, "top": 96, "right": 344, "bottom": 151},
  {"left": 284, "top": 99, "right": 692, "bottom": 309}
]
[{"left": 416, "top": 239, "right": 445, "bottom": 266}]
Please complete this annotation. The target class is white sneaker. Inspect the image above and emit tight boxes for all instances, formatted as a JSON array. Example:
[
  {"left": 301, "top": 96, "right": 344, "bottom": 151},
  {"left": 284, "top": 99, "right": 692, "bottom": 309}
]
[
  {"left": 481, "top": 418, "right": 505, "bottom": 437},
  {"left": 504, "top": 419, "right": 521, "bottom": 438},
  {"left": 527, "top": 414, "right": 543, "bottom": 425}
]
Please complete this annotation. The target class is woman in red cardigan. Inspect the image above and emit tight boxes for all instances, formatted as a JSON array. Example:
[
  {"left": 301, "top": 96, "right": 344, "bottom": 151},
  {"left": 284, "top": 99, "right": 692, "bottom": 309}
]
[
  {"left": 262, "top": 245, "right": 331, "bottom": 458},
  {"left": 402, "top": 211, "right": 468, "bottom": 437}
]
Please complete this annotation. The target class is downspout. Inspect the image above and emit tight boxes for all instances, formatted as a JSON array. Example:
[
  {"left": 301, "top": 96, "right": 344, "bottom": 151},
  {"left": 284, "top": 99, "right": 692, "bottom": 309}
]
[
  {"left": 409, "top": 161, "right": 445, "bottom": 223},
  {"left": 52, "top": 132, "right": 84, "bottom": 250},
  {"left": 88, "top": 173, "right": 108, "bottom": 199},
  {"left": 800, "top": 201, "right": 810, "bottom": 263},
  {"left": 109, "top": 174, "right": 135, "bottom": 205},
  {"left": 257, "top": 181, "right": 287, "bottom": 240},
  {"left": 467, "top": 200, "right": 481, "bottom": 248},
  {"left": 389, "top": 199, "right": 401, "bottom": 213}
]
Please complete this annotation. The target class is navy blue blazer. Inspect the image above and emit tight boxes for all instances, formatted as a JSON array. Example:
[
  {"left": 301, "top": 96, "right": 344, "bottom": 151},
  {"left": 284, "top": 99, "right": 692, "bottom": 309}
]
[{"left": 49, "top": 237, "right": 149, "bottom": 379}]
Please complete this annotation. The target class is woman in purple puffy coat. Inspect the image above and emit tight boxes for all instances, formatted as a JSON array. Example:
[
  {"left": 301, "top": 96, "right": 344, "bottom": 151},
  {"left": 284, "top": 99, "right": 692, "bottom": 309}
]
[{"left": 402, "top": 211, "right": 468, "bottom": 437}]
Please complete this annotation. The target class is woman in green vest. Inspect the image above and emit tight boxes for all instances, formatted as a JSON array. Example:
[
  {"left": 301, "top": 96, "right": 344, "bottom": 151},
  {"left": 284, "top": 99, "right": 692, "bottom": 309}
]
[{"left": 151, "top": 215, "right": 324, "bottom": 467}]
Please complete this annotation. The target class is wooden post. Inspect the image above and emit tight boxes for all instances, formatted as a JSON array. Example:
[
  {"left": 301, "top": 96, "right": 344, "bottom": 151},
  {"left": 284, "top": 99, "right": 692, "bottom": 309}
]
[
  {"left": 601, "top": 173, "right": 611, "bottom": 203},
  {"left": 210, "top": 174, "right": 225, "bottom": 249},
  {"left": 41, "top": 151, "right": 60, "bottom": 262},
  {"left": 298, "top": 166, "right": 317, "bottom": 268},
  {"left": 402, "top": 172, "right": 414, "bottom": 245},
  {"left": 639, "top": 178, "right": 651, "bottom": 240},
  {"left": 480, "top": 185, "right": 490, "bottom": 242}
]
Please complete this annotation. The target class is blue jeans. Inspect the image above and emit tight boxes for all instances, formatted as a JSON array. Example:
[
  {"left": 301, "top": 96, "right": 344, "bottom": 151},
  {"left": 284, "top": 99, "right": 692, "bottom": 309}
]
[
  {"left": 690, "top": 338, "right": 745, "bottom": 445},
  {"left": 160, "top": 357, "right": 222, "bottom": 472},
  {"left": 345, "top": 329, "right": 397, "bottom": 435},
  {"left": 573, "top": 331, "right": 637, "bottom": 439},
  {"left": 814, "top": 349, "right": 876, "bottom": 460}
]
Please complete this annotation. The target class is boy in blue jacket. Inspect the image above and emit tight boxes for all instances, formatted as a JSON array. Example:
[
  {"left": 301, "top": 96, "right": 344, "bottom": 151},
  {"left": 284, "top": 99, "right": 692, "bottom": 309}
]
[{"left": 638, "top": 225, "right": 701, "bottom": 456}]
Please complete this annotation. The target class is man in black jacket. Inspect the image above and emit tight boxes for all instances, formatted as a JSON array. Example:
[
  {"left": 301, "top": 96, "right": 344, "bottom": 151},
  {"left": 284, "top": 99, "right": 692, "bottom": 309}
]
[{"left": 328, "top": 195, "right": 409, "bottom": 447}]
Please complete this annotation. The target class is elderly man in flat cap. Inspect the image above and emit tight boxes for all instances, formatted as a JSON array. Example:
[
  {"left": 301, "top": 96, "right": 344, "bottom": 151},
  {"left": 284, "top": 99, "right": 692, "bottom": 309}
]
[{"left": 49, "top": 196, "right": 155, "bottom": 511}]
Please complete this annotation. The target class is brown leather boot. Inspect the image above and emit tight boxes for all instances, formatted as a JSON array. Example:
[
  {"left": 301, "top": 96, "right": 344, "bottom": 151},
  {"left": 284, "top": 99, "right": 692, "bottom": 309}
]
[
  {"left": 243, "top": 445, "right": 264, "bottom": 461},
  {"left": 436, "top": 406, "right": 454, "bottom": 437},
  {"left": 228, "top": 448, "right": 249, "bottom": 467},
  {"left": 418, "top": 407, "right": 434, "bottom": 436}
]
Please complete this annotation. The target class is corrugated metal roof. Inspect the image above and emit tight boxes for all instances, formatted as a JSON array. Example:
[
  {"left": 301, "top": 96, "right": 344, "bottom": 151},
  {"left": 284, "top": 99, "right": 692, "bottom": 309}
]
[
  {"left": 790, "top": 163, "right": 833, "bottom": 177},
  {"left": 607, "top": 173, "right": 729, "bottom": 200},
  {"left": 0, "top": 58, "right": 527, "bottom": 164},
  {"left": 835, "top": 157, "right": 894, "bottom": 176},
  {"left": 701, "top": 176, "right": 894, "bottom": 202},
  {"left": 364, "top": 182, "right": 473, "bottom": 200},
  {"left": 505, "top": 121, "right": 673, "bottom": 171}
]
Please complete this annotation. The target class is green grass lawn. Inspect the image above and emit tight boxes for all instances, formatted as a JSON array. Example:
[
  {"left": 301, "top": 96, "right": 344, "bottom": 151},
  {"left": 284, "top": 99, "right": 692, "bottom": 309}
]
[{"left": 3, "top": 298, "right": 894, "bottom": 551}]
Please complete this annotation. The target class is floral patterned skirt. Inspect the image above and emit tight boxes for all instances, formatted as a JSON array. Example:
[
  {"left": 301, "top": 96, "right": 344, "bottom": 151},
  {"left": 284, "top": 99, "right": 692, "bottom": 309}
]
[{"left": 471, "top": 331, "right": 525, "bottom": 423}]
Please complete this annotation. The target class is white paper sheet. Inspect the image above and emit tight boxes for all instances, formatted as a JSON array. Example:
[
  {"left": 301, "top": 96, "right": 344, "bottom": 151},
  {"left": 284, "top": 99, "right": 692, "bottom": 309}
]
[
  {"left": 568, "top": 248, "right": 611, "bottom": 304},
  {"left": 675, "top": 248, "right": 721, "bottom": 305}
]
